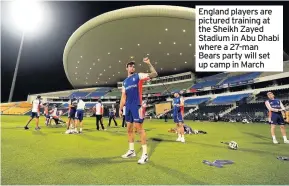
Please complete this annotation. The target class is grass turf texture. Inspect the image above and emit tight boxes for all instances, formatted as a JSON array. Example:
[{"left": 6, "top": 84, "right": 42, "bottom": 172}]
[{"left": 1, "top": 115, "right": 289, "bottom": 185}]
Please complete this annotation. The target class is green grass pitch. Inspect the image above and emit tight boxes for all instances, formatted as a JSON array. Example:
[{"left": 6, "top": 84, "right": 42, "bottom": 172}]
[{"left": 1, "top": 115, "right": 289, "bottom": 185}]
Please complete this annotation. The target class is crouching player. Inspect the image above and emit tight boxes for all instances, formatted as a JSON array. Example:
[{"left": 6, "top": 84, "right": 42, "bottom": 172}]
[{"left": 265, "top": 92, "right": 289, "bottom": 144}]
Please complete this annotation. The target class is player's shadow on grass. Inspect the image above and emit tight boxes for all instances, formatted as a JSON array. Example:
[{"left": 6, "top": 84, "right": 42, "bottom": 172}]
[
  {"left": 242, "top": 132, "right": 272, "bottom": 141},
  {"left": 104, "top": 130, "right": 127, "bottom": 136},
  {"left": 251, "top": 142, "right": 273, "bottom": 145},
  {"left": 78, "top": 134, "right": 109, "bottom": 141},
  {"left": 32, "top": 131, "right": 47, "bottom": 136},
  {"left": 149, "top": 161, "right": 207, "bottom": 185},
  {"left": 60, "top": 156, "right": 137, "bottom": 166}
]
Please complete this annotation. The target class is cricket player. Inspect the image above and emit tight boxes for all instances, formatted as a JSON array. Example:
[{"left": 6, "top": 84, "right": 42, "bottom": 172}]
[
  {"left": 93, "top": 99, "right": 105, "bottom": 130},
  {"left": 74, "top": 98, "right": 85, "bottom": 133},
  {"left": 66, "top": 97, "right": 77, "bottom": 134},
  {"left": 173, "top": 92, "right": 185, "bottom": 143},
  {"left": 265, "top": 92, "right": 289, "bottom": 144},
  {"left": 108, "top": 105, "right": 118, "bottom": 127},
  {"left": 119, "top": 57, "right": 158, "bottom": 164},
  {"left": 24, "top": 95, "right": 42, "bottom": 130}
]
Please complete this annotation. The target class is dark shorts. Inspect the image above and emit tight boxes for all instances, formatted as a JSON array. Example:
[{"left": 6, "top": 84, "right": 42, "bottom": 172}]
[
  {"left": 68, "top": 110, "right": 76, "bottom": 119},
  {"left": 75, "top": 110, "right": 84, "bottom": 121},
  {"left": 269, "top": 113, "right": 285, "bottom": 125},
  {"left": 44, "top": 114, "right": 50, "bottom": 119},
  {"left": 125, "top": 105, "right": 144, "bottom": 124},
  {"left": 31, "top": 112, "right": 40, "bottom": 118},
  {"left": 174, "top": 112, "right": 184, "bottom": 123}
]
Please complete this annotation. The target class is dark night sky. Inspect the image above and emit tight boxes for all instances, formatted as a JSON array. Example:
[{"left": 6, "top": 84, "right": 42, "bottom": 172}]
[{"left": 2, "top": 1, "right": 289, "bottom": 102}]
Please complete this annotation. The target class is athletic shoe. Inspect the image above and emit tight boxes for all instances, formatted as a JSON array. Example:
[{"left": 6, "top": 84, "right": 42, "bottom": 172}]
[
  {"left": 65, "top": 130, "right": 72, "bottom": 134},
  {"left": 181, "top": 137, "right": 185, "bottom": 143},
  {"left": 24, "top": 126, "right": 29, "bottom": 130},
  {"left": 176, "top": 137, "right": 181, "bottom": 142},
  {"left": 273, "top": 139, "right": 279, "bottom": 144},
  {"left": 284, "top": 140, "right": 289, "bottom": 144},
  {"left": 35, "top": 127, "right": 41, "bottom": 131},
  {"left": 121, "top": 150, "right": 136, "bottom": 159},
  {"left": 138, "top": 154, "right": 149, "bottom": 164}
]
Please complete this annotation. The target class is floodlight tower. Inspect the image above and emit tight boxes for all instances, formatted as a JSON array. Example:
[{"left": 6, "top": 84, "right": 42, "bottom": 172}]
[{"left": 8, "top": 0, "right": 43, "bottom": 102}]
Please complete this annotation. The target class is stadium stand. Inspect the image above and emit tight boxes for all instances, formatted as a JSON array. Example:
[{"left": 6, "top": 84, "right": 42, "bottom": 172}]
[
  {"left": 192, "top": 80, "right": 220, "bottom": 89},
  {"left": 105, "top": 88, "right": 122, "bottom": 97},
  {"left": 212, "top": 93, "right": 251, "bottom": 105},
  {"left": 167, "top": 81, "right": 193, "bottom": 92},
  {"left": 185, "top": 97, "right": 210, "bottom": 105},
  {"left": 221, "top": 72, "right": 261, "bottom": 85},
  {"left": 255, "top": 88, "right": 289, "bottom": 102},
  {"left": 196, "top": 104, "right": 233, "bottom": 115},
  {"left": 0, "top": 103, "right": 16, "bottom": 112},
  {"left": 69, "top": 91, "right": 91, "bottom": 98},
  {"left": 200, "top": 73, "right": 228, "bottom": 81},
  {"left": 3, "top": 102, "right": 32, "bottom": 115}
]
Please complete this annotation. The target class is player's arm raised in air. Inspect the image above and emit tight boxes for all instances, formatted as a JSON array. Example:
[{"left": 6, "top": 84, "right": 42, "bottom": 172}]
[
  {"left": 265, "top": 101, "right": 280, "bottom": 112},
  {"left": 119, "top": 86, "right": 126, "bottom": 117},
  {"left": 142, "top": 57, "right": 158, "bottom": 79}
]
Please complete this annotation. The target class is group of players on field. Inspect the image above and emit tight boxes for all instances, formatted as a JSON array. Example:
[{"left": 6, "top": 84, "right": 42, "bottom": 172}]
[{"left": 24, "top": 57, "right": 288, "bottom": 165}]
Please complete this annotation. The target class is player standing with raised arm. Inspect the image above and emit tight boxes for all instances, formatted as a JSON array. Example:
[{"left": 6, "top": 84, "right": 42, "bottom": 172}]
[
  {"left": 173, "top": 92, "right": 185, "bottom": 143},
  {"left": 265, "top": 92, "right": 289, "bottom": 144},
  {"left": 119, "top": 57, "right": 158, "bottom": 164}
]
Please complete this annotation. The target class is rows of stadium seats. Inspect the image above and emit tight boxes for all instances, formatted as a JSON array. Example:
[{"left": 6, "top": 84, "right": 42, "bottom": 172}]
[
  {"left": 184, "top": 97, "right": 210, "bottom": 105},
  {"left": 0, "top": 103, "right": 16, "bottom": 112},
  {"left": 167, "top": 81, "right": 193, "bottom": 93},
  {"left": 230, "top": 103, "right": 267, "bottom": 114},
  {"left": 2, "top": 102, "right": 32, "bottom": 115},
  {"left": 68, "top": 91, "right": 91, "bottom": 98},
  {"left": 222, "top": 72, "right": 261, "bottom": 84},
  {"left": 197, "top": 104, "right": 232, "bottom": 115},
  {"left": 255, "top": 88, "right": 289, "bottom": 102},
  {"left": 192, "top": 80, "right": 220, "bottom": 89},
  {"left": 104, "top": 88, "right": 121, "bottom": 97},
  {"left": 88, "top": 88, "right": 113, "bottom": 98},
  {"left": 212, "top": 93, "right": 250, "bottom": 104},
  {"left": 200, "top": 73, "right": 228, "bottom": 81}
]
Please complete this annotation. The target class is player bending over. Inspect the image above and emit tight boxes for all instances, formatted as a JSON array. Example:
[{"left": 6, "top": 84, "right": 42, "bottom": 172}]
[
  {"left": 43, "top": 102, "right": 51, "bottom": 126},
  {"left": 24, "top": 95, "right": 42, "bottom": 130},
  {"left": 265, "top": 92, "right": 289, "bottom": 144},
  {"left": 119, "top": 57, "right": 158, "bottom": 164},
  {"left": 173, "top": 92, "right": 185, "bottom": 143},
  {"left": 74, "top": 98, "right": 85, "bottom": 134}
]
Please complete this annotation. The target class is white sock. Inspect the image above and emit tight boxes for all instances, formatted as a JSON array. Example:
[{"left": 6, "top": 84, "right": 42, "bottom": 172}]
[
  {"left": 178, "top": 134, "right": 181, "bottom": 138},
  {"left": 80, "top": 128, "right": 82, "bottom": 132},
  {"left": 283, "top": 136, "right": 288, "bottom": 141},
  {"left": 272, "top": 136, "right": 276, "bottom": 140},
  {"left": 181, "top": 134, "right": 184, "bottom": 138},
  {"left": 142, "top": 144, "right": 147, "bottom": 156},
  {"left": 129, "top": 143, "right": 134, "bottom": 151},
  {"left": 75, "top": 128, "right": 78, "bottom": 132}
]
